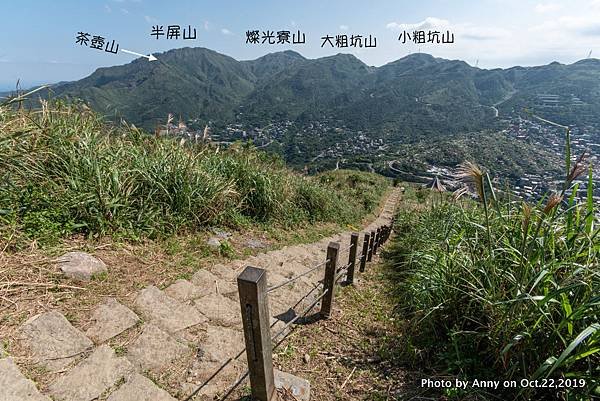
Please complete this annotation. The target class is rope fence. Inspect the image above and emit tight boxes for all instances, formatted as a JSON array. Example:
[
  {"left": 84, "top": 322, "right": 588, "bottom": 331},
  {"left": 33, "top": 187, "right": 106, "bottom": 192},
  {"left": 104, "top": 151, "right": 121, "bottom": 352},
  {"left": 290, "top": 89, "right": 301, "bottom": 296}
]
[{"left": 186, "top": 221, "right": 394, "bottom": 401}]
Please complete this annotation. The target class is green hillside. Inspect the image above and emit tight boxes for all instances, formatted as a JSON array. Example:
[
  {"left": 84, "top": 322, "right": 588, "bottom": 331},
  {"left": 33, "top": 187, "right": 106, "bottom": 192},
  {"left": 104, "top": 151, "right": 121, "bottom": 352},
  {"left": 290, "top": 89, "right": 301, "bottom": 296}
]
[
  {"left": 31, "top": 48, "right": 600, "bottom": 186},
  {"left": 47, "top": 48, "right": 600, "bottom": 133}
]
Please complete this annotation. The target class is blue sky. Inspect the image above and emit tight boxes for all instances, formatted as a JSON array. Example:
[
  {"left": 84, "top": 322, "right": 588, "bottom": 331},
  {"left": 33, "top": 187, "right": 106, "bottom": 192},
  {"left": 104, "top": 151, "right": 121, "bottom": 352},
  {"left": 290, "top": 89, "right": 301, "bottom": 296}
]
[{"left": 1, "top": 0, "right": 600, "bottom": 90}]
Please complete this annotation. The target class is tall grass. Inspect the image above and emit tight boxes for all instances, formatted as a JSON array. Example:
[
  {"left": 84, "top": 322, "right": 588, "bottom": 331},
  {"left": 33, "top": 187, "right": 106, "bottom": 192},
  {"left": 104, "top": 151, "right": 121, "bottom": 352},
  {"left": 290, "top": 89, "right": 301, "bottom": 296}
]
[
  {"left": 386, "top": 137, "right": 599, "bottom": 399},
  {"left": 0, "top": 99, "right": 388, "bottom": 248}
]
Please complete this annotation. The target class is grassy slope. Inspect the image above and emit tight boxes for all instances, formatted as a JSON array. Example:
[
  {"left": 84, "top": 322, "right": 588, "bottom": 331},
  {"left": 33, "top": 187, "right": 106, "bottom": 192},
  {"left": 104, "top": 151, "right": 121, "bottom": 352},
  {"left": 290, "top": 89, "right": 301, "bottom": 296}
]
[
  {"left": 384, "top": 179, "right": 599, "bottom": 400},
  {"left": 0, "top": 100, "right": 388, "bottom": 250}
]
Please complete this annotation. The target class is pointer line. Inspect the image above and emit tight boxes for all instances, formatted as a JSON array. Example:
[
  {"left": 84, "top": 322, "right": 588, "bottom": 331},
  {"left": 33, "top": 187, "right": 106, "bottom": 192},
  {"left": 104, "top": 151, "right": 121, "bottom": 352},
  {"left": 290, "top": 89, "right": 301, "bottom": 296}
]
[{"left": 120, "top": 49, "right": 157, "bottom": 61}]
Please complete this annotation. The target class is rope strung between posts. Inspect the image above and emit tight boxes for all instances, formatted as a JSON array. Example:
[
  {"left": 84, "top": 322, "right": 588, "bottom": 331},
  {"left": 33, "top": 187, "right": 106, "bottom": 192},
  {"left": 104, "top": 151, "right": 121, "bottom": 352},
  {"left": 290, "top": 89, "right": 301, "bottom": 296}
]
[
  {"left": 335, "top": 267, "right": 349, "bottom": 284},
  {"left": 271, "top": 288, "right": 329, "bottom": 343},
  {"left": 218, "top": 370, "right": 249, "bottom": 401},
  {"left": 266, "top": 258, "right": 330, "bottom": 293},
  {"left": 290, "top": 281, "right": 323, "bottom": 311},
  {"left": 212, "top": 223, "right": 395, "bottom": 401},
  {"left": 336, "top": 261, "right": 351, "bottom": 274},
  {"left": 265, "top": 241, "right": 356, "bottom": 294},
  {"left": 219, "top": 288, "right": 330, "bottom": 401},
  {"left": 187, "top": 271, "right": 328, "bottom": 399},
  {"left": 338, "top": 242, "right": 355, "bottom": 253}
]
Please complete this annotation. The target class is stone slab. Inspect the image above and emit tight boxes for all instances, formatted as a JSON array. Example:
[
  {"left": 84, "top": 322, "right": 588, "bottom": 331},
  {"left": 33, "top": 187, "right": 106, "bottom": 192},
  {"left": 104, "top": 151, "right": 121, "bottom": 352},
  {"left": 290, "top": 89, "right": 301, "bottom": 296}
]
[
  {"left": 48, "top": 345, "right": 133, "bottom": 401},
  {"left": 0, "top": 357, "right": 51, "bottom": 401},
  {"left": 20, "top": 311, "right": 93, "bottom": 370},
  {"left": 182, "top": 326, "right": 246, "bottom": 399},
  {"left": 107, "top": 373, "right": 176, "bottom": 401},
  {"left": 134, "top": 285, "right": 207, "bottom": 333},
  {"left": 210, "top": 263, "right": 240, "bottom": 281},
  {"left": 199, "top": 325, "right": 244, "bottom": 363},
  {"left": 275, "top": 369, "right": 311, "bottom": 401},
  {"left": 85, "top": 298, "right": 140, "bottom": 344},
  {"left": 191, "top": 269, "right": 236, "bottom": 294},
  {"left": 127, "top": 324, "right": 191, "bottom": 371},
  {"left": 193, "top": 292, "right": 241, "bottom": 327},
  {"left": 165, "top": 279, "right": 207, "bottom": 301}
]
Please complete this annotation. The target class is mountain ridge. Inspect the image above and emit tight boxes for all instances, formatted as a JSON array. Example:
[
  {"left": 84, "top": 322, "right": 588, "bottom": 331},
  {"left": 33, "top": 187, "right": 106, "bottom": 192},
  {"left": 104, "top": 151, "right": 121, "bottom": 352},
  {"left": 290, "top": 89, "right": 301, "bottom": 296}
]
[{"left": 42, "top": 47, "right": 600, "bottom": 140}]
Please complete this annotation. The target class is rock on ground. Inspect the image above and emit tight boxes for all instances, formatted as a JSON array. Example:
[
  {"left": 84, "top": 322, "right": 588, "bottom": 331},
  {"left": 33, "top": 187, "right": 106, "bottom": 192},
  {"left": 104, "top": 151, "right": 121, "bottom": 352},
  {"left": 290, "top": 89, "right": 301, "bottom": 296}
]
[
  {"left": 0, "top": 358, "right": 51, "bottom": 401},
  {"left": 274, "top": 369, "right": 311, "bottom": 401},
  {"left": 85, "top": 298, "right": 140, "bottom": 344},
  {"left": 19, "top": 311, "right": 93, "bottom": 370},
  {"left": 56, "top": 251, "right": 107, "bottom": 281},
  {"left": 126, "top": 324, "right": 191, "bottom": 371},
  {"left": 246, "top": 239, "right": 266, "bottom": 249},
  {"left": 48, "top": 345, "right": 133, "bottom": 401},
  {"left": 107, "top": 373, "right": 176, "bottom": 401},
  {"left": 134, "top": 285, "right": 207, "bottom": 333},
  {"left": 206, "top": 237, "right": 221, "bottom": 248}
]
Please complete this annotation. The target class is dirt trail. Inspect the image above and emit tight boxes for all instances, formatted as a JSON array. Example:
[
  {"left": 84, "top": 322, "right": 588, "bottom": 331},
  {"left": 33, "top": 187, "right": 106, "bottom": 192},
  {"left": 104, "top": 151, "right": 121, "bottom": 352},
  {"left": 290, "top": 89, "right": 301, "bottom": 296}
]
[{"left": 2, "top": 188, "right": 400, "bottom": 401}]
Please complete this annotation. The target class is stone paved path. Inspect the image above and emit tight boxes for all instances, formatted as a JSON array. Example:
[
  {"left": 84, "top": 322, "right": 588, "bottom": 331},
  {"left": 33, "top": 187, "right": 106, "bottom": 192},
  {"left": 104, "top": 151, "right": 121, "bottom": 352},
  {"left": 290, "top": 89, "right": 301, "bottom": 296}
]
[{"left": 1, "top": 188, "right": 400, "bottom": 400}]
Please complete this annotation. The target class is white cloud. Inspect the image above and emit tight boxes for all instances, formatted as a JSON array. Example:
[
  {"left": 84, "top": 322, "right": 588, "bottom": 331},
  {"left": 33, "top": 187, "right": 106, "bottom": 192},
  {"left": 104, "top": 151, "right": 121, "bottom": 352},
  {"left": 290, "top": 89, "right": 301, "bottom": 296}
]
[
  {"left": 535, "top": 2, "right": 562, "bottom": 13},
  {"left": 144, "top": 15, "right": 157, "bottom": 24},
  {"left": 221, "top": 28, "right": 233, "bottom": 35},
  {"left": 386, "top": 18, "right": 509, "bottom": 41},
  {"left": 203, "top": 20, "right": 210, "bottom": 31},
  {"left": 460, "top": 25, "right": 511, "bottom": 41},
  {"left": 339, "top": 25, "right": 349, "bottom": 31},
  {"left": 531, "top": 15, "right": 600, "bottom": 36},
  {"left": 120, "top": 8, "right": 129, "bottom": 14},
  {"left": 386, "top": 17, "right": 450, "bottom": 31},
  {"left": 104, "top": 4, "right": 112, "bottom": 13}
]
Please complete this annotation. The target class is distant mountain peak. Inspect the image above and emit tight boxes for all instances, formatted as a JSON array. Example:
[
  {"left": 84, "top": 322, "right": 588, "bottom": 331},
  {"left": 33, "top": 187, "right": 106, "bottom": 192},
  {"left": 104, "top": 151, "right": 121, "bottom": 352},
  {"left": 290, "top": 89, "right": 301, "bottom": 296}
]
[{"left": 47, "top": 46, "right": 600, "bottom": 134}]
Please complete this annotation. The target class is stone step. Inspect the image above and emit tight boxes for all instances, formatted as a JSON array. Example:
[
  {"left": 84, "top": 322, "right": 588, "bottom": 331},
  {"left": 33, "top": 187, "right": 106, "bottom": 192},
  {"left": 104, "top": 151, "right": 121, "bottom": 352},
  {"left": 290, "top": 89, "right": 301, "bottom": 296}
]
[
  {"left": 191, "top": 269, "right": 236, "bottom": 295},
  {"left": 85, "top": 298, "right": 140, "bottom": 344},
  {"left": 19, "top": 311, "right": 93, "bottom": 370},
  {"left": 134, "top": 285, "right": 207, "bottom": 333},
  {"left": 107, "top": 373, "right": 176, "bottom": 401},
  {"left": 126, "top": 323, "right": 192, "bottom": 372},
  {"left": 48, "top": 345, "right": 133, "bottom": 401},
  {"left": 0, "top": 357, "right": 51, "bottom": 401},
  {"left": 165, "top": 279, "right": 208, "bottom": 301},
  {"left": 210, "top": 263, "right": 242, "bottom": 280},
  {"left": 181, "top": 326, "right": 246, "bottom": 399},
  {"left": 193, "top": 292, "right": 241, "bottom": 327}
]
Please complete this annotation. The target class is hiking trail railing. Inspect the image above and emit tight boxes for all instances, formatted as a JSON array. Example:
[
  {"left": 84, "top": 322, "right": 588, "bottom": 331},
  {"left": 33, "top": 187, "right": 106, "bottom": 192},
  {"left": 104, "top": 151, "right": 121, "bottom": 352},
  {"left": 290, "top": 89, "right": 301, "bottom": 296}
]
[{"left": 185, "top": 222, "right": 394, "bottom": 401}]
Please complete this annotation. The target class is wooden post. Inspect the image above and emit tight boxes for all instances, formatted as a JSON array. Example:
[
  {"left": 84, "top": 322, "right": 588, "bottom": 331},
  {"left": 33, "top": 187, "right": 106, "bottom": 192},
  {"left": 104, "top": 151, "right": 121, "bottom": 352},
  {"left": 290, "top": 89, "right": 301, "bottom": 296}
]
[
  {"left": 320, "top": 242, "right": 339, "bottom": 319},
  {"left": 360, "top": 233, "right": 369, "bottom": 272},
  {"left": 367, "top": 230, "right": 375, "bottom": 262},
  {"left": 374, "top": 227, "right": 381, "bottom": 254},
  {"left": 346, "top": 233, "right": 359, "bottom": 284},
  {"left": 237, "top": 266, "right": 276, "bottom": 401}
]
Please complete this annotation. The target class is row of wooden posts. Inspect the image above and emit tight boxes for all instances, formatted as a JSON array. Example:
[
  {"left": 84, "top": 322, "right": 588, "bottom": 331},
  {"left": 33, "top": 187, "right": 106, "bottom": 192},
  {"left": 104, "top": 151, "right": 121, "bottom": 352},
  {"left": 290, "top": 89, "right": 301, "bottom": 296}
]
[{"left": 236, "top": 223, "right": 393, "bottom": 401}]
